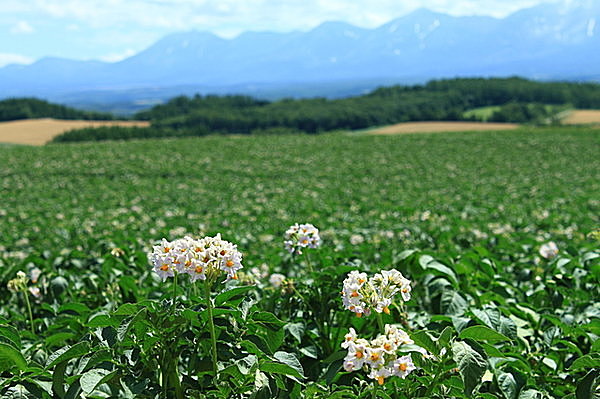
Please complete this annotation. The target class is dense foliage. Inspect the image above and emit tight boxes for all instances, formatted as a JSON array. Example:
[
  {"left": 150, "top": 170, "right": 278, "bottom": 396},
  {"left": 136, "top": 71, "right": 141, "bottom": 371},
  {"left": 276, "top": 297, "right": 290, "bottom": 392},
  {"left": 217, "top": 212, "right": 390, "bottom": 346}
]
[
  {"left": 1, "top": 127, "right": 599, "bottom": 398},
  {"left": 52, "top": 77, "right": 600, "bottom": 142},
  {"left": 0, "top": 98, "right": 114, "bottom": 122}
]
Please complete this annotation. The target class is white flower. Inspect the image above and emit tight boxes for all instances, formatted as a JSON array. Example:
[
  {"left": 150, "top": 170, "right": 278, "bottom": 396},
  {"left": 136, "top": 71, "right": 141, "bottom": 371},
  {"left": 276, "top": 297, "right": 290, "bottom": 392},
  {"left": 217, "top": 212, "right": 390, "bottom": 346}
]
[
  {"left": 342, "top": 269, "right": 411, "bottom": 316},
  {"left": 341, "top": 327, "right": 357, "bottom": 349},
  {"left": 30, "top": 268, "right": 42, "bottom": 284},
  {"left": 269, "top": 273, "right": 286, "bottom": 288},
  {"left": 349, "top": 234, "right": 365, "bottom": 245},
  {"left": 368, "top": 366, "right": 392, "bottom": 385},
  {"left": 539, "top": 241, "right": 559, "bottom": 259},
  {"left": 284, "top": 223, "right": 321, "bottom": 254},
  {"left": 148, "top": 234, "right": 243, "bottom": 282},
  {"left": 342, "top": 325, "right": 419, "bottom": 385},
  {"left": 343, "top": 340, "right": 367, "bottom": 371},
  {"left": 392, "top": 355, "right": 416, "bottom": 379}
]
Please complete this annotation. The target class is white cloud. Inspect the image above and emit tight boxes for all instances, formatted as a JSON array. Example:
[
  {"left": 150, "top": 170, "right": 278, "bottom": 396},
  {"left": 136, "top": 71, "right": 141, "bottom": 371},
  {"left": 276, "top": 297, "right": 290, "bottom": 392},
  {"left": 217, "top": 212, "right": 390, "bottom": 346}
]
[
  {"left": 10, "top": 20, "right": 35, "bottom": 34},
  {"left": 13, "top": 0, "right": 559, "bottom": 36},
  {"left": 98, "top": 48, "right": 136, "bottom": 62},
  {"left": 0, "top": 53, "right": 34, "bottom": 67}
]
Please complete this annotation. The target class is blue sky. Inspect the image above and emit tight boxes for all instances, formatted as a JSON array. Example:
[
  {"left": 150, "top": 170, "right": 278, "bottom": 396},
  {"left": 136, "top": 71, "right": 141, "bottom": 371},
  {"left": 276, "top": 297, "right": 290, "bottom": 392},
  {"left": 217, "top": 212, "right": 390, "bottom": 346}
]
[{"left": 0, "top": 0, "right": 559, "bottom": 67}]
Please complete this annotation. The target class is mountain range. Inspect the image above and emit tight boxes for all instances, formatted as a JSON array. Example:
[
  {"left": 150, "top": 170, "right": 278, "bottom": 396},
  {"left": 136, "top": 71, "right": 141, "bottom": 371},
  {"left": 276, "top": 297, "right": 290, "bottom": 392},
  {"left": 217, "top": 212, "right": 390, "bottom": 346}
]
[{"left": 1, "top": 0, "right": 599, "bottom": 112}]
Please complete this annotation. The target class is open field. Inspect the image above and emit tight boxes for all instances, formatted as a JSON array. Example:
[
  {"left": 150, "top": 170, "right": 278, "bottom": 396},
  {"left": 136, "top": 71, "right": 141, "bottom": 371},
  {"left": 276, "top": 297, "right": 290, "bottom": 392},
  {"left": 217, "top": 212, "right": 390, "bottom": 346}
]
[
  {"left": 0, "top": 127, "right": 598, "bottom": 398},
  {"left": 0, "top": 118, "right": 150, "bottom": 145},
  {"left": 366, "top": 121, "right": 519, "bottom": 135},
  {"left": 561, "top": 110, "right": 600, "bottom": 125}
]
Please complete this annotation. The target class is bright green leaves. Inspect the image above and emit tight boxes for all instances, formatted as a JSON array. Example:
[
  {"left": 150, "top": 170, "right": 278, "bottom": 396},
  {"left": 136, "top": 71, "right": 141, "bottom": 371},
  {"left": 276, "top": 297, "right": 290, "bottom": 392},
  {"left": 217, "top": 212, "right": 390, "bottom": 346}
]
[
  {"left": 459, "top": 325, "right": 510, "bottom": 343},
  {"left": 452, "top": 341, "right": 488, "bottom": 396},
  {"left": 0, "top": 343, "right": 27, "bottom": 373},
  {"left": 45, "top": 342, "right": 90, "bottom": 370}
]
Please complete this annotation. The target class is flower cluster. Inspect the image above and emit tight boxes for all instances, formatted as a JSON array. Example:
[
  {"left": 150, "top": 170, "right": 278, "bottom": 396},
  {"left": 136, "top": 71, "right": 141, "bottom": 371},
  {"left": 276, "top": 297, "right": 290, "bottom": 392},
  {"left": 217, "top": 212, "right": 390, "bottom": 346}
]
[
  {"left": 148, "top": 234, "right": 243, "bottom": 282},
  {"left": 341, "top": 269, "right": 411, "bottom": 317},
  {"left": 539, "top": 241, "right": 559, "bottom": 259},
  {"left": 7, "top": 271, "right": 28, "bottom": 293},
  {"left": 342, "top": 325, "right": 416, "bottom": 385},
  {"left": 284, "top": 223, "right": 321, "bottom": 254}
]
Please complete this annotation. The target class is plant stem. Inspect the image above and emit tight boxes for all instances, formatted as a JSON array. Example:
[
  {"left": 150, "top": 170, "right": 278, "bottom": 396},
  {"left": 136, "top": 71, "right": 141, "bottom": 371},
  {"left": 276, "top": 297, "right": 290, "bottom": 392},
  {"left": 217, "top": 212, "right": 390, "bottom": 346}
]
[
  {"left": 172, "top": 272, "right": 178, "bottom": 315},
  {"left": 204, "top": 280, "right": 218, "bottom": 377},
  {"left": 22, "top": 289, "right": 34, "bottom": 334},
  {"left": 371, "top": 381, "right": 378, "bottom": 399},
  {"left": 304, "top": 251, "right": 314, "bottom": 273},
  {"left": 376, "top": 313, "right": 385, "bottom": 334},
  {"left": 424, "top": 358, "right": 445, "bottom": 397}
]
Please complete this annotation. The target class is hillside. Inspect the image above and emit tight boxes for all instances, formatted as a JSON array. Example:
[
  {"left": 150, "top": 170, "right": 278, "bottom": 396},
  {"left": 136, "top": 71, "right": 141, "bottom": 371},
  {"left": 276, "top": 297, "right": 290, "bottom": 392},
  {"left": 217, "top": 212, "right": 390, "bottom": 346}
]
[
  {"left": 50, "top": 77, "right": 600, "bottom": 142},
  {"left": 0, "top": 98, "right": 113, "bottom": 122}
]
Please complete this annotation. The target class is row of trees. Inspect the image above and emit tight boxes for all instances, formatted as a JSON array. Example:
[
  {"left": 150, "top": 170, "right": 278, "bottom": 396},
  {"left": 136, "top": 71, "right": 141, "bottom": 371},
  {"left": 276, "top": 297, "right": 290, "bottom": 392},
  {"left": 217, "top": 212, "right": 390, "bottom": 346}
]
[
  {"left": 50, "top": 77, "right": 600, "bottom": 142},
  {"left": 0, "top": 98, "right": 114, "bottom": 122}
]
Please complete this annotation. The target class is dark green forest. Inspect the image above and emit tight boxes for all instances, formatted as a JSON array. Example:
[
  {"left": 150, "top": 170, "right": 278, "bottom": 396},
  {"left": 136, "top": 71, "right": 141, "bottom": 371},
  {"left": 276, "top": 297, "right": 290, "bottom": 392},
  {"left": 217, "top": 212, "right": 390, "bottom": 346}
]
[
  {"left": 0, "top": 98, "right": 114, "bottom": 122},
  {"left": 6, "top": 77, "right": 600, "bottom": 143}
]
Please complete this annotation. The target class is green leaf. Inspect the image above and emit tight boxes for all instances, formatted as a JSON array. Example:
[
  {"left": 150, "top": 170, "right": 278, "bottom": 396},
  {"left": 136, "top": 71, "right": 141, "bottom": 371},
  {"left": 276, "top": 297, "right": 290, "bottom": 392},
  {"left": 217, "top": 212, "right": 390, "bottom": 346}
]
[
  {"left": 519, "top": 389, "right": 543, "bottom": 399},
  {"left": 423, "top": 257, "right": 459, "bottom": 286},
  {"left": 215, "top": 285, "right": 255, "bottom": 306},
  {"left": 252, "top": 312, "right": 285, "bottom": 329},
  {"left": 80, "top": 368, "right": 114, "bottom": 395},
  {"left": 259, "top": 361, "right": 304, "bottom": 380},
  {"left": 437, "top": 326, "right": 454, "bottom": 348},
  {"left": 570, "top": 355, "right": 600, "bottom": 371},
  {"left": 0, "top": 342, "right": 27, "bottom": 372},
  {"left": 46, "top": 342, "right": 90, "bottom": 369},
  {"left": 411, "top": 330, "right": 439, "bottom": 356},
  {"left": 452, "top": 341, "right": 487, "bottom": 396},
  {"left": 442, "top": 291, "right": 469, "bottom": 316},
  {"left": 285, "top": 323, "right": 305, "bottom": 343},
  {"left": 459, "top": 325, "right": 510, "bottom": 343},
  {"left": 45, "top": 333, "right": 76, "bottom": 348},
  {"left": 498, "top": 372, "right": 518, "bottom": 399},
  {"left": 273, "top": 351, "right": 305, "bottom": 379},
  {"left": 576, "top": 369, "right": 599, "bottom": 399},
  {"left": 0, "top": 325, "right": 22, "bottom": 349},
  {"left": 113, "top": 303, "right": 138, "bottom": 316}
]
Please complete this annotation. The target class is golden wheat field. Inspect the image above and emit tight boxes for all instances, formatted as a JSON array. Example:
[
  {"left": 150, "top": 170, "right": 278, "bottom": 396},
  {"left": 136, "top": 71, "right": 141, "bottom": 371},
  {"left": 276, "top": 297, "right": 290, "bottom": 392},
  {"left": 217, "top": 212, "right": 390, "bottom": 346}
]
[
  {"left": 561, "top": 110, "right": 600, "bottom": 125},
  {"left": 366, "top": 121, "right": 520, "bottom": 135},
  {"left": 0, "top": 118, "right": 150, "bottom": 145}
]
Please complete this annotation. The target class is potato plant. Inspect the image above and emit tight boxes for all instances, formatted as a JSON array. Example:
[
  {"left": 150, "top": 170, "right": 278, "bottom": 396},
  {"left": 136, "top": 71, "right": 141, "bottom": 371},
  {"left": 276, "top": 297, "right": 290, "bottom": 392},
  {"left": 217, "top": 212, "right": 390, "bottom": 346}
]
[{"left": 0, "top": 127, "right": 598, "bottom": 398}]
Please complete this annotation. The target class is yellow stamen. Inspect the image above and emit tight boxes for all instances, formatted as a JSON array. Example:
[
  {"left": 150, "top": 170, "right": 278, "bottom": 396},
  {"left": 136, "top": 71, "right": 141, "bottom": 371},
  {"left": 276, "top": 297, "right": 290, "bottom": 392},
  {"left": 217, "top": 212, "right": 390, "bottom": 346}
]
[
  {"left": 226, "top": 260, "right": 234, "bottom": 267},
  {"left": 195, "top": 266, "right": 203, "bottom": 274},
  {"left": 399, "top": 363, "right": 407, "bottom": 371},
  {"left": 383, "top": 306, "right": 390, "bottom": 315},
  {"left": 160, "top": 264, "right": 169, "bottom": 271},
  {"left": 377, "top": 376, "right": 385, "bottom": 385},
  {"left": 355, "top": 351, "right": 363, "bottom": 359}
]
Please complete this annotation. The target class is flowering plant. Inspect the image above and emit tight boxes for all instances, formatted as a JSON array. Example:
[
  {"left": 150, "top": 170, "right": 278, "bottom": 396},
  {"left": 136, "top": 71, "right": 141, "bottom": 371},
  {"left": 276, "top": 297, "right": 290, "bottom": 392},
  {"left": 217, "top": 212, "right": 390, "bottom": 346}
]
[
  {"left": 149, "top": 234, "right": 243, "bottom": 282},
  {"left": 341, "top": 269, "right": 411, "bottom": 317},
  {"left": 284, "top": 223, "right": 321, "bottom": 254},
  {"left": 342, "top": 325, "right": 417, "bottom": 385}
]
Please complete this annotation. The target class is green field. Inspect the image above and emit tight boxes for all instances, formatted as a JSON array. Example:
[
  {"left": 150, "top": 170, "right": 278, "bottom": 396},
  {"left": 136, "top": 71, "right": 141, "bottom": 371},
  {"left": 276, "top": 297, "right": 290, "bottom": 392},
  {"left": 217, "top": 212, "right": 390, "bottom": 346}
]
[{"left": 1, "top": 127, "right": 599, "bottom": 398}]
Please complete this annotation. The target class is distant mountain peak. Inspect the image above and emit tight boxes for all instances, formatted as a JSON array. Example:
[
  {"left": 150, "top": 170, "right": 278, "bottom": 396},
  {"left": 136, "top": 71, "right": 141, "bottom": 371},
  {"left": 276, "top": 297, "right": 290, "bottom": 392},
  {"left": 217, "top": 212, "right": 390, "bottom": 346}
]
[{"left": 0, "top": 1, "right": 598, "bottom": 102}]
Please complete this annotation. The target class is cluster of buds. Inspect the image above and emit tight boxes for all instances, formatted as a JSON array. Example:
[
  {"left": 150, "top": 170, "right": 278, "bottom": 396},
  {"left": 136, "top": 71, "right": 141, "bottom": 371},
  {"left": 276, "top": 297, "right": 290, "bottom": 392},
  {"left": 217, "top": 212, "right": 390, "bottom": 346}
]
[
  {"left": 539, "top": 241, "right": 559, "bottom": 259},
  {"left": 148, "top": 234, "right": 243, "bottom": 282},
  {"left": 341, "top": 269, "right": 411, "bottom": 317},
  {"left": 7, "top": 271, "right": 28, "bottom": 293},
  {"left": 342, "top": 325, "right": 416, "bottom": 385},
  {"left": 284, "top": 223, "right": 321, "bottom": 254}
]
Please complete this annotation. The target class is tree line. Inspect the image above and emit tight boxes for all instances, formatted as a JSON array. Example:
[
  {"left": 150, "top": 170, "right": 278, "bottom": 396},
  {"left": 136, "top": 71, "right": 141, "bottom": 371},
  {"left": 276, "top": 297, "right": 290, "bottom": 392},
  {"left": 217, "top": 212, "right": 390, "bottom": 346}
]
[
  {"left": 0, "top": 98, "right": 114, "bottom": 122},
  {"left": 49, "top": 77, "right": 600, "bottom": 142}
]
